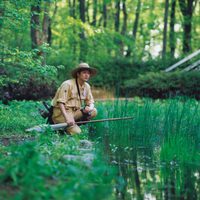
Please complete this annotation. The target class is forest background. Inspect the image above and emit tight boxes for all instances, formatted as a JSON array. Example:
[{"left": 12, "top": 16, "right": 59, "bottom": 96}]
[{"left": 0, "top": 0, "right": 200, "bottom": 101}]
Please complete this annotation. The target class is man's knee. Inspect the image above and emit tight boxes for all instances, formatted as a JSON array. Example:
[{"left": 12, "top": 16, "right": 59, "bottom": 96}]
[{"left": 67, "top": 125, "right": 81, "bottom": 135}]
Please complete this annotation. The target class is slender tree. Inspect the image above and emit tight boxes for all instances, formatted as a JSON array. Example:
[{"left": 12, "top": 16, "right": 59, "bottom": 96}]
[
  {"left": 169, "top": 0, "right": 176, "bottom": 58},
  {"left": 178, "top": 0, "right": 196, "bottom": 53},
  {"left": 103, "top": 0, "right": 107, "bottom": 28},
  {"left": 115, "top": 0, "right": 120, "bottom": 32},
  {"left": 126, "top": 0, "right": 141, "bottom": 57},
  {"left": 86, "top": 0, "right": 90, "bottom": 23},
  {"left": 162, "top": 0, "right": 169, "bottom": 59},
  {"left": 79, "top": 0, "right": 86, "bottom": 61},
  {"left": 30, "top": 0, "right": 41, "bottom": 49},
  {"left": 79, "top": 0, "right": 85, "bottom": 22},
  {"left": 68, "top": 0, "right": 76, "bottom": 18},
  {"left": 72, "top": 0, "right": 76, "bottom": 18},
  {"left": 133, "top": 0, "right": 141, "bottom": 40},
  {"left": 92, "top": 0, "right": 97, "bottom": 26},
  {"left": 30, "top": 0, "right": 53, "bottom": 65},
  {"left": 121, "top": 0, "right": 127, "bottom": 35},
  {"left": 42, "top": 1, "right": 51, "bottom": 45},
  {"left": 120, "top": 0, "right": 127, "bottom": 55}
]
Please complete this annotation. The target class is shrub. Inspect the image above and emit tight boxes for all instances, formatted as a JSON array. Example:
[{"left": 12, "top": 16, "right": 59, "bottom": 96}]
[
  {"left": 0, "top": 47, "right": 60, "bottom": 100},
  {"left": 122, "top": 71, "right": 200, "bottom": 99}
]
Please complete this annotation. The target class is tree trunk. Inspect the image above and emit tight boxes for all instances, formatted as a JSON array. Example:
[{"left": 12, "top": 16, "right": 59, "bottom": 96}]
[
  {"left": 92, "top": 0, "right": 97, "bottom": 26},
  {"left": 103, "top": 0, "right": 107, "bottom": 28},
  {"left": 126, "top": 0, "right": 141, "bottom": 57},
  {"left": 133, "top": 0, "right": 141, "bottom": 40},
  {"left": 0, "top": 0, "right": 5, "bottom": 31},
  {"left": 42, "top": 2, "right": 51, "bottom": 44},
  {"left": 86, "top": 0, "right": 90, "bottom": 23},
  {"left": 79, "top": 0, "right": 86, "bottom": 61},
  {"left": 42, "top": 1, "right": 51, "bottom": 65},
  {"left": 120, "top": 0, "right": 127, "bottom": 56},
  {"left": 30, "top": 0, "right": 41, "bottom": 49},
  {"left": 68, "top": 0, "right": 73, "bottom": 16},
  {"left": 79, "top": 0, "right": 85, "bottom": 23},
  {"left": 68, "top": 0, "right": 76, "bottom": 18},
  {"left": 114, "top": 0, "right": 120, "bottom": 32},
  {"left": 121, "top": 0, "right": 127, "bottom": 35},
  {"left": 169, "top": 0, "right": 176, "bottom": 58},
  {"left": 162, "top": 0, "right": 169, "bottom": 59},
  {"left": 178, "top": 0, "right": 195, "bottom": 53}
]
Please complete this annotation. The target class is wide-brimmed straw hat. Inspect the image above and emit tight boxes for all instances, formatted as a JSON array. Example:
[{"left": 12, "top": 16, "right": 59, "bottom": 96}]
[{"left": 71, "top": 63, "right": 97, "bottom": 78}]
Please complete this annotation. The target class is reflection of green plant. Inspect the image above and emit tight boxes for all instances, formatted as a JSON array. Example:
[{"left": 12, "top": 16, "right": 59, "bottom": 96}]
[{"left": 160, "top": 134, "right": 199, "bottom": 198}]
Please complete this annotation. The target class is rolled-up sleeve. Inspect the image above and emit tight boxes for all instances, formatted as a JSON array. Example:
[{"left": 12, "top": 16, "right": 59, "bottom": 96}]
[{"left": 56, "top": 82, "right": 69, "bottom": 104}]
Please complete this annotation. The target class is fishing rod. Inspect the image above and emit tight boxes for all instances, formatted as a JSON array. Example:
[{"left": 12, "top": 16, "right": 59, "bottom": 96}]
[{"left": 26, "top": 116, "right": 134, "bottom": 132}]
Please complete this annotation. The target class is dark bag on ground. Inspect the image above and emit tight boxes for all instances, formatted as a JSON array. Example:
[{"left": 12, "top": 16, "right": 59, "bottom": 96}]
[{"left": 38, "top": 101, "right": 54, "bottom": 124}]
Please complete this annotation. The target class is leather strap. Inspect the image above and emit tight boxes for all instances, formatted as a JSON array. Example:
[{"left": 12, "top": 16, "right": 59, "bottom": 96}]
[{"left": 75, "top": 78, "right": 82, "bottom": 107}]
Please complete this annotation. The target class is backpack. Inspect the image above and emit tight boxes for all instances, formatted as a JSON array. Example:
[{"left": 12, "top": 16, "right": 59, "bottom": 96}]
[{"left": 38, "top": 101, "right": 54, "bottom": 124}]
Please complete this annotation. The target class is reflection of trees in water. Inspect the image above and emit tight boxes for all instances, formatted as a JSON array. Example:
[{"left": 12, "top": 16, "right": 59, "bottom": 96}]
[
  {"left": 162, "top": 164, "right": 198, "bottom": 200},
  {"left": 102, "top": 134, "right": 156, "bottom": 199},
  {"left": 114, "top": 147, "right": 143, "bottom": 200},
  {"left": 101, "top": 134, "right": 199, "bottom": 200}
]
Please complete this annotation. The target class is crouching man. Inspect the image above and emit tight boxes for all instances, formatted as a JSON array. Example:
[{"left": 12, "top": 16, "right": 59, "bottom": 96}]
[{"left": 51, "top": 63, "right": 97, "bottom": 135}]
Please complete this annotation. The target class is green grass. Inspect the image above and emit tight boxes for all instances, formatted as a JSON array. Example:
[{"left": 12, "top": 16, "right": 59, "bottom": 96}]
[
  {"left": 0, "top": 101, "right": 115, "bottom": 200},
  {"left": 0, "top": 133, "right": 115, "bottom": 200}
]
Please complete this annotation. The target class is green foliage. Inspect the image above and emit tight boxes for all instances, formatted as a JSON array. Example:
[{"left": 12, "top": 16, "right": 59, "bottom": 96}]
[
  {"left": 0, "top": 45, "right": 60, "bottom": 100},
  {"left": 0, "top": 101, "right": 115, "bottom": 199},
  {"left": 123, "top": 71, "right": 200, "bottom": 99},
  {"left": 0, "top": 135, "right": 115, "bottom": 200},
  {"left": 0, "top": 101, "right": 44, "bottom": 135}
]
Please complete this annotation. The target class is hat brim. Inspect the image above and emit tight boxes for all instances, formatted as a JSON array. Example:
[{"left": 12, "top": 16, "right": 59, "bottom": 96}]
[{"left": 71, "top": 67, "right": 97, "bottom": 78}]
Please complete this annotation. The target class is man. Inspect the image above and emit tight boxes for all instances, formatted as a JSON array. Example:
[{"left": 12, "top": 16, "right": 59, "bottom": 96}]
[{"left": 51, "top": 63, "right": 97, "bottom": 135}]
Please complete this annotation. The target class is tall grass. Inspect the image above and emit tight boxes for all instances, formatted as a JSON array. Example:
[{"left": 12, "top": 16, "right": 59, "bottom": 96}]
[
  {"left": 95, "top": 98, "right": 200, "bottom": 146},
  {"left": 94, "top": 98, "right": 200, "bottom": 200}
]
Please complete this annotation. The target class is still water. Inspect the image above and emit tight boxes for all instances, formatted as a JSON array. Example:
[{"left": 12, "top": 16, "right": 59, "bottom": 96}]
[{"left": 100, "top": 135, "right": 200, "bottom": 200}]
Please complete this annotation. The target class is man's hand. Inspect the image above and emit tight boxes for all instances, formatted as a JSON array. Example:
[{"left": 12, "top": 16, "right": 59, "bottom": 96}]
[
  {"left": 66, "top": 119, "right": 75, "bottom": 126},
  {"left": 58, "top": 103, "right": 75, "bottom": 126},
  {"left": 83, "top": 106, "right": 91, "bottom": 113}
]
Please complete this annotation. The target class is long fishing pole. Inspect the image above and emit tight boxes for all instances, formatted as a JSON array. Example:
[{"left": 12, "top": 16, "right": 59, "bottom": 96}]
[
  {"left": 76, "top": 116, "right": 134, "bottom": 125},
  {"left": 26, "top": 116, "right": 134, "bottom": 132}
]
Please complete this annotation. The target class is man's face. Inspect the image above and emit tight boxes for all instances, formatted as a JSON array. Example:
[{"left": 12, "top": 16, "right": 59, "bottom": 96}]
[{"left": 77, "top": 70, "right": 91, "bottom": 82}]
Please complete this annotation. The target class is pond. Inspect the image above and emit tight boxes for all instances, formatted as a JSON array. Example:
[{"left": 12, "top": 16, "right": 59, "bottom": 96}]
[{"left": 92, "top": 98, "right": 200, "bottom": 200}]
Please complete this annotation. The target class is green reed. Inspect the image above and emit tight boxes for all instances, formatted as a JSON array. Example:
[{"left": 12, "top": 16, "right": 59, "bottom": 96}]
[
  {"left": 94, "top": 98, "right": 200, "bottom": 199},
  {"left": 94, "top": 97, "right": 200, "bottom": 156}
]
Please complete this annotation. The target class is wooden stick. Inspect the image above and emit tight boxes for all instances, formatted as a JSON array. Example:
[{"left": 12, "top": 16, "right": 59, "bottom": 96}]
[
  {"left": 76, "top": 116, "right": 134, "bottom": 124},
  {"left": 25, "top": 116, "right": 134, "bottom": 132}
]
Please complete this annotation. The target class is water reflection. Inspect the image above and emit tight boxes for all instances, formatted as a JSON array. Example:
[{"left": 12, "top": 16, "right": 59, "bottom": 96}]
[{"left": 101, "top": 135, "right": 200, "bottom": 200}]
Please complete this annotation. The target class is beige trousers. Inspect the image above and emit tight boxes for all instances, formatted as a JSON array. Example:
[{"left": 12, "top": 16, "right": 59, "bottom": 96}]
[{"left": 52, "top": 107, "right": 97, "bottom": 135}]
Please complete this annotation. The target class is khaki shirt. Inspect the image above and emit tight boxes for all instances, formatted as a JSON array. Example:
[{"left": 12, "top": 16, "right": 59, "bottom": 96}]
[{"left": 52, "top": 79, "right": 94, "bottom": 109}]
